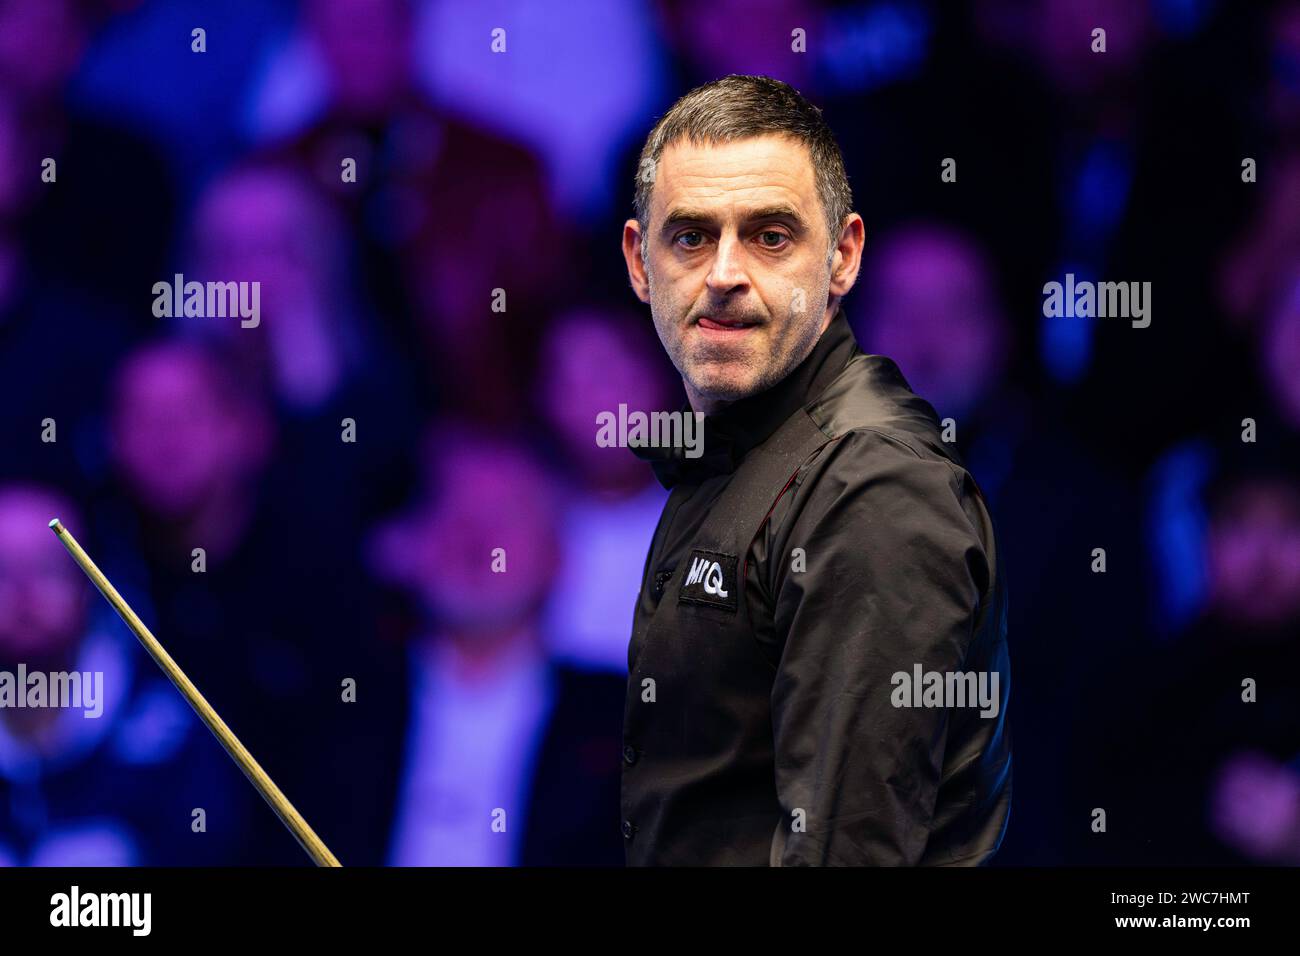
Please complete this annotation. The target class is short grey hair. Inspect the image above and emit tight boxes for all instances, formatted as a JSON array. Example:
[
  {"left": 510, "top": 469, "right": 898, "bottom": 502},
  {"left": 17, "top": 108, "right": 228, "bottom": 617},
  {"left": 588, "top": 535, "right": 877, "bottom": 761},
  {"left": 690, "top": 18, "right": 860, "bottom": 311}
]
[{"left": 633, "top": 74, "right": 853, "bottom": 265}]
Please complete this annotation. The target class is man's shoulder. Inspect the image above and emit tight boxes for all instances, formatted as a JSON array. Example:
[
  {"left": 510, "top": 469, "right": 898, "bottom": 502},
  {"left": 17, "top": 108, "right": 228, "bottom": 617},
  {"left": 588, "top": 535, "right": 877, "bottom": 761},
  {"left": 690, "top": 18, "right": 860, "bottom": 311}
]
[
  {"left": 779, "top": 352, "right": 998, "bottom": 554},
  {"left": 805, "top": 351, "right": 964, "bottom": 471}
]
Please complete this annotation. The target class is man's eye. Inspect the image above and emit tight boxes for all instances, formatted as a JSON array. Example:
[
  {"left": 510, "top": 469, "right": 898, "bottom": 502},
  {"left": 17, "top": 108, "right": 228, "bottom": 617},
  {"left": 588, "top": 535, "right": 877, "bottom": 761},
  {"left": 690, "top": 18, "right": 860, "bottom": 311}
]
[
  {"left": 758, "top": 230, "right": 789, "bottom": 248},
  {"left": 676, "top": 231, "right": 704, "bottom": 249}
]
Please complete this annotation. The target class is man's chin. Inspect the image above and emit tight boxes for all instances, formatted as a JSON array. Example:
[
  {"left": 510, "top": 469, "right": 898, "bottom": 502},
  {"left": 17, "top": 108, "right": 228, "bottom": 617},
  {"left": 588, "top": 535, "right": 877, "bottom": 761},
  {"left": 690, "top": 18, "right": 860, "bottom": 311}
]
[{"left": 684, "top": 366, "right": 765, "bottom": 407}]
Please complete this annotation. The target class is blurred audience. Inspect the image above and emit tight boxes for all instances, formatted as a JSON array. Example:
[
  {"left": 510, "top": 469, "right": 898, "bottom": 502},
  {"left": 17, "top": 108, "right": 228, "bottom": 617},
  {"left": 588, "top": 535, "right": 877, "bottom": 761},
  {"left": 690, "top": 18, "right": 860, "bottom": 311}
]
[
  {"left": 250, "top": 0, "right": 571, "bottom": 423},
  {"left": 362, "top": 427, "right": 625, "bottom": 865},
  {"left": 1103, "top": 466, "right": 1300, "bottom": 864},
  {"left": 0, "top": 0, "right": 1293, "bottom": 867},
  {"left": 99, "top": 338, "right": 365, "bottom": 864},
  {"left": 535, "top": 308, "right": 673, "bottom": 672},
  {"left": 0, "top": 483, "right": 245, "bottom": 866},
  {"left": 186, "top": 158, "right": 417, "bottom": 519}
]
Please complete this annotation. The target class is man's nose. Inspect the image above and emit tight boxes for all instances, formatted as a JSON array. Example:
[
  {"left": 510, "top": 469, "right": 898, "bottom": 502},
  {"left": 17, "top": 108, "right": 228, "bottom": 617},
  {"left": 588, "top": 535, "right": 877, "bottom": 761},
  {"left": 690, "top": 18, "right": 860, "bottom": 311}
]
[{"left": 706, "top": 233, "right": 749, "bottom": 295}]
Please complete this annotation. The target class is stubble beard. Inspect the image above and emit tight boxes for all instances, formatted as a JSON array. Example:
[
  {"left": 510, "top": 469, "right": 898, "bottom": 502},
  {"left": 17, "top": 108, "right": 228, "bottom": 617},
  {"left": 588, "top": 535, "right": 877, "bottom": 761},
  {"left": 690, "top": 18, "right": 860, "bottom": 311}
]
[{"left": 647, "top": 268, "right": 830, "bottom": 411}]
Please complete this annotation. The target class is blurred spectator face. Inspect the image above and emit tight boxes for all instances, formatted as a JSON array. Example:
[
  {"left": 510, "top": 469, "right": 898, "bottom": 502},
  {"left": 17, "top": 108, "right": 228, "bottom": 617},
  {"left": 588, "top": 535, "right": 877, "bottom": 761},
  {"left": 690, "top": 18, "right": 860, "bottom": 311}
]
[
  {"left": 539, "top": 309, "right": 671, "bottom": 483},
  {"left": 1262, "top": 271, "right": 1300, "bottom": 429},
  {"left": 110, "top": 343, "right": 269, "bottom": 519},
  {"left": 0, "top": 487, "right": 85, "bottom": 662},
  {"left": 192, "top": 165, "right": 351, "bottom": 408},
  {"left": 193, "top": 166, "right": 340, "bottom": 320},
  {"left": 856, "top": 226, "right": 1007, "bottom": 418},
  {"left": 0, "top": 0, "right": 86, "bottom": 104},
  {"left": 1211, "top": 751, "right": 1300, "bottom": 863},
  {"left": 377, "top": 436, "right": 559, "bottom": 634},
  {"left": 307, "top": 0, "right": 412, "bottom": 118},
  {"left": 1206, "top": 478, "right": 1300, "bottom": 630}
]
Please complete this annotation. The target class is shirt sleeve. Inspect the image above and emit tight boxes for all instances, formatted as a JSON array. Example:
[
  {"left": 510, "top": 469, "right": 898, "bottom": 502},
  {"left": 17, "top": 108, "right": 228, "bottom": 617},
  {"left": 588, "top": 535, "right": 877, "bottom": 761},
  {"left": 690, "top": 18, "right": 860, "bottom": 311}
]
[{"left": 767, "top": 428, "right": 993, "bottom": 865}]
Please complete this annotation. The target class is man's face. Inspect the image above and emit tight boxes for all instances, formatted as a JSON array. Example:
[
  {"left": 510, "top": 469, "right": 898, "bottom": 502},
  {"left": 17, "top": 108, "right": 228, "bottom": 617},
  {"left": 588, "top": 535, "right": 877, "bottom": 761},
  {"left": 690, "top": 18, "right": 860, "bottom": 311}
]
[{"left": 624, "top": 134, "right": 859, "bottom": 411}]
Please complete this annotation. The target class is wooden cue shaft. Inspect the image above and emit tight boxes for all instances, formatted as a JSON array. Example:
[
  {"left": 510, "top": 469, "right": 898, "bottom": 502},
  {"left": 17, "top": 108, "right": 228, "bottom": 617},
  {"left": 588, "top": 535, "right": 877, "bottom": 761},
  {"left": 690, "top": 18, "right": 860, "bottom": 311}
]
[{"left": 49, "top": 518, "right": 342, "bottom": 867}]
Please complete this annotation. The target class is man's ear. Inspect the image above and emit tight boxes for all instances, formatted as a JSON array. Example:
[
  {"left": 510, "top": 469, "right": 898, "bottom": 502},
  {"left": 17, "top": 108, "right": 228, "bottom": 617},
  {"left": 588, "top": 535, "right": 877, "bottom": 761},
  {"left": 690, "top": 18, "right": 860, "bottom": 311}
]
[
  {"left": 829, "top": 213, "right": 866, "bottom": 300},
  {"left": 622, "top": 219, "right": 651, "bottom": 304}
]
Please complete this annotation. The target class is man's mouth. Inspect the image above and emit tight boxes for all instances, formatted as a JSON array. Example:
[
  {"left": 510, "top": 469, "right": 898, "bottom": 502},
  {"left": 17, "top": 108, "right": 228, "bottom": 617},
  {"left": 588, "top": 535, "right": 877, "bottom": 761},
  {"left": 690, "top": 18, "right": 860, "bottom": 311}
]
[{"left": 696, "top": 315, "right": 760, "bottom": 332}]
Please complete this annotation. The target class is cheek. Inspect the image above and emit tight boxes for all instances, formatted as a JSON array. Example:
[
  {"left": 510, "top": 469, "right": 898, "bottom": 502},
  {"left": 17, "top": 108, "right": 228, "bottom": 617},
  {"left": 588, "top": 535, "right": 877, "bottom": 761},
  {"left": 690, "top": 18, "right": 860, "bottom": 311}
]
[
  {"left": 647, "top": 274, "right": 673, "bottom": 314},
  {"left": 650, "top": 311, "right": 686, "bottom": 358},
  {"left": 771, "top": 308, "right": 821, "bottom": 355}
]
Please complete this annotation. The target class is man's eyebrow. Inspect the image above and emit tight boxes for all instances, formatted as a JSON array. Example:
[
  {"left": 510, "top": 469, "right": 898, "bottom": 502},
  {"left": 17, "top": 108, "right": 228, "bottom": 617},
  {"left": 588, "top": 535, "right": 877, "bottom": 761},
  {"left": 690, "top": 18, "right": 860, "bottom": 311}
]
[{"left": 659, "top": 204, "right": 810, "bottom": 232}]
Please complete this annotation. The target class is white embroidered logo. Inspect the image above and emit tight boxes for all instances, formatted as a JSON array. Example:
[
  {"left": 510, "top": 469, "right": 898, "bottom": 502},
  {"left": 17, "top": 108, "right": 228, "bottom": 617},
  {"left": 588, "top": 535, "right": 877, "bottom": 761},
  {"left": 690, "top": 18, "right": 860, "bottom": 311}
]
[{"left": 685, "top": 556, "right": 729, "bottom": 598}]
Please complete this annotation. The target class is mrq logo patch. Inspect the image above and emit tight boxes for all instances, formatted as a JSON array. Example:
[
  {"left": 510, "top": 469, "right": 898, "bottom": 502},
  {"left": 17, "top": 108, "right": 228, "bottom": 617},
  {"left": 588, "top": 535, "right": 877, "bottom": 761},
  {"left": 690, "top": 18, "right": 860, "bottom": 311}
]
[{"left": 678, "top": 549, "right": 738, "bottom": 611}]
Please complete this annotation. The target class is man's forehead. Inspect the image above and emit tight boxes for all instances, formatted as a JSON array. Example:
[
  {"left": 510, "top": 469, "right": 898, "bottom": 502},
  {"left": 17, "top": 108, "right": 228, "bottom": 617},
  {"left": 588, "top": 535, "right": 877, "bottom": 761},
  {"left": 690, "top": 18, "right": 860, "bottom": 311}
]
[{"left": 652, "top": 134, "right": 816, "bottom": 219}]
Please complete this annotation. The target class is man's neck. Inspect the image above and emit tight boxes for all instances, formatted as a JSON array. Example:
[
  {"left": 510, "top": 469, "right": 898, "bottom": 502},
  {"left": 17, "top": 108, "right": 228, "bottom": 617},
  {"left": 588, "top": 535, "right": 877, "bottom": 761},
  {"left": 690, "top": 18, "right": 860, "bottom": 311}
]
[{"left": 684, "top": 383, "right": 730, "bottom": 417}]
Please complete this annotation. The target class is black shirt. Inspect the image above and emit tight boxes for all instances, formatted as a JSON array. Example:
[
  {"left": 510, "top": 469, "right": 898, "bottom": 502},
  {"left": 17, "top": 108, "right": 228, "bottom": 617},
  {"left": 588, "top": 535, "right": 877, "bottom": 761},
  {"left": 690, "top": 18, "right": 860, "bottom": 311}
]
[{"left": 621, "top": 307, "right": 1012, "bottom": 865}]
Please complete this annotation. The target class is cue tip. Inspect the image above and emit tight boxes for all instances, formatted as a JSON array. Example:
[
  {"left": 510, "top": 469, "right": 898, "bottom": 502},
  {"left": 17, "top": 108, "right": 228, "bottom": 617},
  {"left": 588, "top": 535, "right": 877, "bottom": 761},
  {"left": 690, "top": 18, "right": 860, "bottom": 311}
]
[{"left": 49, "top": 517, "right": 64, "bottom": 533}]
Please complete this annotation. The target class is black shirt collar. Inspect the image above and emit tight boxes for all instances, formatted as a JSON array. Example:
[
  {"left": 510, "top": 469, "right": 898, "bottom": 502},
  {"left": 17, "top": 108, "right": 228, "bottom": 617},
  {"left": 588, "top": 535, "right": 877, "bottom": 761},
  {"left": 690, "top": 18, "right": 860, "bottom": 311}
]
[{"left": 635, "top": 306, "right": 859, "bottom": 488}]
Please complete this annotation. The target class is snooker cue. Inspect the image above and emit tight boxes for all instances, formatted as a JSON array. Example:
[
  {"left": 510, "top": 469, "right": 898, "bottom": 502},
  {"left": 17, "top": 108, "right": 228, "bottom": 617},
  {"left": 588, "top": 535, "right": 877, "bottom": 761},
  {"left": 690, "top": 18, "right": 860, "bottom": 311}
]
[{"left": 49, "top": 518, "right": 342, "bottom": 868}]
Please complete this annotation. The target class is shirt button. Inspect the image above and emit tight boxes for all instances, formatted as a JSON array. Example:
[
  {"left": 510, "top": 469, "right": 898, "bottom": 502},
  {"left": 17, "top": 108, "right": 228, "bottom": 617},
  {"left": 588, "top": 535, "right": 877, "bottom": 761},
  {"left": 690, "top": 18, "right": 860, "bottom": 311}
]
[
  {"left": 622, "top": 820, "right": 636, "bottom": 840},
  {"left": 651, "top": 569, "right": 673, "bottom": 599},
  {"left": 623, "top": 744, "right": 638, "bottom": 765}
]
